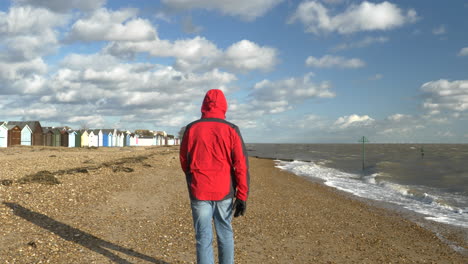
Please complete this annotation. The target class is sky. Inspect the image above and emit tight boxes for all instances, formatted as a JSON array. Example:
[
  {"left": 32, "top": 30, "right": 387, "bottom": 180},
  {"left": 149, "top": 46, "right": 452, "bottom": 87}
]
[{"left": 0, "top": 0, "right": 467, "bottom": 143}]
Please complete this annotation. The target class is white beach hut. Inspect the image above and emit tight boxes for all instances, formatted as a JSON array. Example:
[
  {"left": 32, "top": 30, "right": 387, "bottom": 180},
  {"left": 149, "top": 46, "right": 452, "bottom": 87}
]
[
  {"left": 118, "top": 132, "right": 125, "bottom": 147},
  {"left": 20, "top": 124, "right": 33, "bottom": 146},
  {"left": 130, "top": 134, "right": 137, "bottom": 146},
  {"left": 88, "top": 130, "right": 99, "bottom": 147},
  {"left": 167, "top": 138, "right": 175, "bottom": 145},
  {"left": 0, "top": 122, "right": 8, "bottom": 148},
  {"left": 112, "top": 129, "right": 118, "bottom": 147},
  {"left": 68, "top": 131, "right": 77, "bottom": 147},
  {"left": 137, "top": 136, "right": 153, "bottom": 146},
  {"left": 97, "top": 129, "right": 104, "bottom": 147}
]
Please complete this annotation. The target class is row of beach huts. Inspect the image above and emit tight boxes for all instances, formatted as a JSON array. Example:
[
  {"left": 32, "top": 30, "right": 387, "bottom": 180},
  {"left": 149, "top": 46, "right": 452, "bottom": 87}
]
[{"left": 0, "top": 121, "right": 179, "bottom": 148}]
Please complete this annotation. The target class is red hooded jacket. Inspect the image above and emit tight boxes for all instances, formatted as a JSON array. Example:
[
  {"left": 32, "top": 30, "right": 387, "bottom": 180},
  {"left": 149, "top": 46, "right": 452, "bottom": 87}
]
[{"left": 179, "top": 89, "right": 249, "bottom": 201}]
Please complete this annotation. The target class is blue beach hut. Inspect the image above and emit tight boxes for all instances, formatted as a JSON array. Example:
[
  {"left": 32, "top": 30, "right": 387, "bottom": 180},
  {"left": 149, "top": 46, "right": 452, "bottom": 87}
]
[
  {"left": 125, "top": 133, "right": 131, "bottom": 146},
  {"left": 100, "top": 129, "right": 114, "bottom": 147},
  {"left": 68, "top": 131, "right": 76, "bottom": 147}
]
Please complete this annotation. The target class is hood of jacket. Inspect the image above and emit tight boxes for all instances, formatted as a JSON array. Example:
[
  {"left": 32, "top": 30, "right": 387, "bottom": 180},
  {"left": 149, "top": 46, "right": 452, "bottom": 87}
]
[{"left": 201, "top": 89, "right": 227, "bottom": 119}]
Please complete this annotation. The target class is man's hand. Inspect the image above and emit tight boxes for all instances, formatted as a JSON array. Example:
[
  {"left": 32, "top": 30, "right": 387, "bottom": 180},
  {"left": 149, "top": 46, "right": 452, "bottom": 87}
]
[{"left": 233, "top": 199, "right": 246, "bottom": 217}]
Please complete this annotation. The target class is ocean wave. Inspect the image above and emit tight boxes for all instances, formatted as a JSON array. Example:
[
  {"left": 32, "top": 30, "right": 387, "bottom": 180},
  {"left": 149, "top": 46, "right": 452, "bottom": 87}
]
[{"left": 276, "top": 160, "right": 468, "bottom": 229}]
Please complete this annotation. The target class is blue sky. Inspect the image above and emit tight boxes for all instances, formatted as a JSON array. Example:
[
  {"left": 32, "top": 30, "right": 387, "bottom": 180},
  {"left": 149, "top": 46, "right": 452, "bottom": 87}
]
[{"left": 0, "top": 0, "right": 467, "bottom": 143}]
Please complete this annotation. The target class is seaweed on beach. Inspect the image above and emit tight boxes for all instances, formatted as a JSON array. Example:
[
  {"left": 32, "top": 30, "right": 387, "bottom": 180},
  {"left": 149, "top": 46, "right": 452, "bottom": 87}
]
[
  {"left": 18, "top": 171, "right": 61, "bottom": 185},
  {"left": 1, "top": 179, "right": 13, "bottom": 186},
  {"left": 111, "top": 166, "right": 134, "bottom": 173},
  {"left": 102, "top": 155, "right": 148, "bottom": 167},
  {"left": 56, "top": 167, "right": 90, "bottom": 175}
]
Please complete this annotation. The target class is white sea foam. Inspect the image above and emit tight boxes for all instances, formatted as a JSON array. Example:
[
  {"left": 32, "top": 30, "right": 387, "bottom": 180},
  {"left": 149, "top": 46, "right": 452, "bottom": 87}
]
[{"left": 275, "top": 160, "right": 468, "bottom": 229}]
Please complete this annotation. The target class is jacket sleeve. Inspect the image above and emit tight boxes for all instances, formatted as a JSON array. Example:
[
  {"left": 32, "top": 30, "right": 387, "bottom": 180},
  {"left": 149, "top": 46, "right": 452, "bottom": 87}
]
[
  {"left": 232, "top": 127, "right": 249, "bottom": 201},
  {"left": 179, "top": 128, "right": 189, "bottom": 173}
]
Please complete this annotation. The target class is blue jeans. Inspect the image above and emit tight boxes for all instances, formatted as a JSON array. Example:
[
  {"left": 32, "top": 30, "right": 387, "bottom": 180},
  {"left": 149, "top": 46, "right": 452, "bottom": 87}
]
[{"left": 190, "top": 199, "right": 234, "bottom": 264}]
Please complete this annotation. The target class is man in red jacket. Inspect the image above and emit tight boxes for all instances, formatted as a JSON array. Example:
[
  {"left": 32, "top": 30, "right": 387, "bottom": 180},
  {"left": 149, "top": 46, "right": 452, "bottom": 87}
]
[{"left": 180, "top": 89, "right": 249, "bottom": 264}]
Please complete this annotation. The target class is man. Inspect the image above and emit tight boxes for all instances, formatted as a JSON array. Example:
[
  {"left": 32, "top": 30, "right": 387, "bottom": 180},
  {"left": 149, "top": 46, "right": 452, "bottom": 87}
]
[{"left": 179, "top": 89, "right": 249, "bottom": 264}]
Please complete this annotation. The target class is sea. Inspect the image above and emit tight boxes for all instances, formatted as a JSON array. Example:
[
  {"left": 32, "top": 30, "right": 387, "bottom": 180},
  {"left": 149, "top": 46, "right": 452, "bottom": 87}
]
[{"left": 246, "top": 144, "right": 468, "bottom": 231}]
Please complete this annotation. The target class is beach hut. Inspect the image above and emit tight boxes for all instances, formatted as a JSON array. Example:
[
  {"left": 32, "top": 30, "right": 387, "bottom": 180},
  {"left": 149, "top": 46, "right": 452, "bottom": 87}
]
[
  {"left": 7, "top": 121, "right": 43, "bottom": 146},
  {"left": 108, "top": 131, "right": 113, "bottom": 147},
  {"left": 68, "top": 131, "right": 76, "bottom": 148},
  {"left": 74, "top": 131, "right": 82, "bottom": 147},
  {"left": 112, "top": 130, "right": 118, "bottom": 147},
  {"left": 97, "top": 129, "right": 104, "bottom": 147},
  {"left": 42, "top": 128, "right": 54, "bottom": 146},
  {"left": 130, "top": 134, "right": 137, "bottom": 146},
  {"left": 60, "top": 130, "right": 69, "bottom": 147},
  {"left": 0, "top": 122, "right": 8, "bottom": 147},
  {"left": 118, "top": 132, "right": 126, "bottom": 147},
  {"left": 155, "top": 132, "right": 166, "bottom": 146},
  {"left": 20, "top": 124, "right": 33, "bottom": 146},
  {"left": 80, "top": 130, "right": 89, "bottom": 147},
  {"left": 138, "top": 136, "right": 153, "bottom": 146},
  {"left": 125, "top": 133, "right": 131, "bottom": 147},
  {"left": 88, "top": 130, "right": 99, "bottom": 147},
  {"left": 52, "top": 129, "right": 61, "bottom": 147},
  {"left": 115, "top": 132, "right": 121, "bottom": 147},
  {"left": 167, "top": 138, "right": 175, "bottom": 145},
  {"left": 99, "top": 129, "right": 113, "bottom": 147},
  {"left": 7, "top": 125, "right": 21, "bottom": 146}
]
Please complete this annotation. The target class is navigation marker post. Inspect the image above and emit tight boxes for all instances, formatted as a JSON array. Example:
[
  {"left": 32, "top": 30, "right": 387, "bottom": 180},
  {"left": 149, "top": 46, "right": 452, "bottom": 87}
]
[{"left": 358, "top": 136, "right": 369, "bottom": 170}]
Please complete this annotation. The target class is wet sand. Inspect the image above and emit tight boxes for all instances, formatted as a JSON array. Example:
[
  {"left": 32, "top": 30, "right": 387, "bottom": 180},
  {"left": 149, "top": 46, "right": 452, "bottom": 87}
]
[{"left": 0, "top": 146, "right": 466, "bottom": 263}]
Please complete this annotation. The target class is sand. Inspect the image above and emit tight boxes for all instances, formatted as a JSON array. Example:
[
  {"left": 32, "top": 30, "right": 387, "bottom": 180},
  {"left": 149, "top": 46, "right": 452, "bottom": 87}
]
[{"left": 0, "top": 145, "right": 466, "bottom": 263}]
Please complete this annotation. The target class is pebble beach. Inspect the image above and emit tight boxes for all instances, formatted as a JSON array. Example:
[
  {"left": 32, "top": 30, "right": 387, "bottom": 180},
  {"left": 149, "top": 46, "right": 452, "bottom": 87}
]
[{"left": 0, "top": 146, "right": 467, "bottom": 263}]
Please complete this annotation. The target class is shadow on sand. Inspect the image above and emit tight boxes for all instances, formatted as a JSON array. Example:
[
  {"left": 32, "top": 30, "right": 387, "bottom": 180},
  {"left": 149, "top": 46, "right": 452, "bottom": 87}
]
[{"left": 3, "top": 202, "right": 168, "bottom": 264}]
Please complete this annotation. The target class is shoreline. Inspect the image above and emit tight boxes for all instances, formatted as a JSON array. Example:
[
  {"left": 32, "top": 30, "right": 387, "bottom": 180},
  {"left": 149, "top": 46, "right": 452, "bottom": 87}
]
[
  {"left": 264, "top": 156, "right": 468, "bottom": 256},
  {"left": 294, "top": 170, "right": 468, "bottom": 256},
  {"left": 0, "top": 146, "right": 467, "bottom": 263}
]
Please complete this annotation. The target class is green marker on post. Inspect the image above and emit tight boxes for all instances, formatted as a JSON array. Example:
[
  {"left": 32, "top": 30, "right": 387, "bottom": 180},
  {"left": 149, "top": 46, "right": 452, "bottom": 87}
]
[{"left": 358, "top": 136, "right": 369, "bottom": 170}]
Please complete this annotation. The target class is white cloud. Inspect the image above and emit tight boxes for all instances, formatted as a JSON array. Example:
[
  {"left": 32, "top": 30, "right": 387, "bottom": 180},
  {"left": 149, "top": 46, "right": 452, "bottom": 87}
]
[
  {"left": 66, "top": 8, "right": 156, "bottom": 42},
  {"left": 0, "top": 6, "right": 66, "bottom": 34},
  {"left": 222, "top": 40, "right": 278, "bottom": 72},
  {"left": 458, "top": 47, "right": 468, "bottom": 56},
  {"left": 68, "top": 115, "right": 106, "bottom": 128},
  {"left": 161, "top": 0, "right": 283, "bottom": 21},
  {"left": 60, "top": 53, "right": 122, "bottom": 70},
  {"left": 334, "top": 114, "right": 375, "bottom": 129},
  {"left": 378, "top": 127, "right": 413, "bottom": 136},
  {"left": 0, "top": 58, "right": 48, "bottom": 94},
  {"left": 45, "top": 54, "right": 237, "bottom": 108},
  {"left": 306, "top": 55, "right": 365, "bottom": 68},
  {"left": 290, "top": 1, "right": 418, "bottom": 34},
  {"left": 0, "top": 6, "right": 67, "bottom": 61},
  {"left": 250, "top": 73, "right": 335, "bottom": 114},
  {"left": 387, "top": 113, "right": 410, "bottom": 122},
  {"left": 13, "top": 53, "right": 238, "bottom": 128},
  {"left": 106, "top": 38, "right": 278, "bottom": 73},
  {"left": 421, "top": 79, "right": 468, "bottom": 115},
  {"left": 13, "top": 0, "right": 105, "bottom": 12},
  {"left": 332, "top": 36, "right": 389, "bottom": 51},
  {"left": 432, "top": 25, "right": 446, "bottom": 35}
]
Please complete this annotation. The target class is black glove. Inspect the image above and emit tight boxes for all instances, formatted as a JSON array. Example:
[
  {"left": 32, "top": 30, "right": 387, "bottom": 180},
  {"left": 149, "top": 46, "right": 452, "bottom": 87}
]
[{"left": 233, "top": 199, "right": 246, "bottom": 217}]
